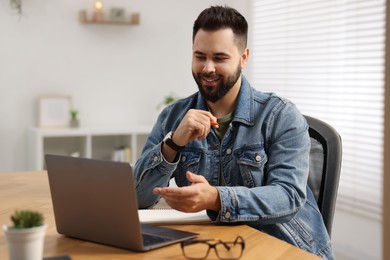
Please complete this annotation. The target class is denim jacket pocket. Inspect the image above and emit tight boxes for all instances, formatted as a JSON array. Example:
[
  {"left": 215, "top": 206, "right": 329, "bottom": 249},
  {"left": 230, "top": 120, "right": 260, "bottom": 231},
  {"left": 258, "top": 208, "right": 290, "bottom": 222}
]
[
  {"left": 175, "top": 151, "right": 202, "bottom": 186},
  {"left": 232, "top": 144, "right": 267, "bottom": 187},
  {"left": 281, "top": 201, "right": 330, "bottom": 256}
]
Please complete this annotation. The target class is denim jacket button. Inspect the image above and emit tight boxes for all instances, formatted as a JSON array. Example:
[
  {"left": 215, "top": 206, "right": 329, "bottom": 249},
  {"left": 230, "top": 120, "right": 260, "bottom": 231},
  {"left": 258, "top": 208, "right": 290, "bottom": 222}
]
[
  {"left": 181, "top": 156, "right": 186, "bottom": 162},
  {"left": 224, "top": 211, "right": 231, "bottom": 219},
  {"left": 153, "top": 156, "right": 158, "bottom": 162},
  {"left": 226, "top": 148, "right": 232, "bottom": 155},
  {"left": 255, "top": 154, "right": 261, "bottom": 162}
]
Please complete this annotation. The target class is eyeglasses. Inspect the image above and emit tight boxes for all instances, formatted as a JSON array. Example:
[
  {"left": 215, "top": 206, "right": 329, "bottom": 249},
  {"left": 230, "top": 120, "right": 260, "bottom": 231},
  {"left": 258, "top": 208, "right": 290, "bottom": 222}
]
[{"left": 180, "top": 236, "right": 245, "bottom": 260}]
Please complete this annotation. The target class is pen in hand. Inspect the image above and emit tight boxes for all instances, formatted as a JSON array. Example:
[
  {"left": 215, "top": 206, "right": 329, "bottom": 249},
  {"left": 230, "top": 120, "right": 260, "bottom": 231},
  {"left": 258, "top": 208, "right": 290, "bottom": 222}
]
[{"left": 210, "top": 118, "right": 219, "bottom": 128}]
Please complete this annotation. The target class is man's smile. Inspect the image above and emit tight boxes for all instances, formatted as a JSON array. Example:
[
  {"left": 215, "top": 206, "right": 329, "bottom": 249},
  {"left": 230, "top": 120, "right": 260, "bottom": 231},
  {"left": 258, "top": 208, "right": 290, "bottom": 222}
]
[{"left": 201, "top": 75, "right": 220, "bottom": 87}]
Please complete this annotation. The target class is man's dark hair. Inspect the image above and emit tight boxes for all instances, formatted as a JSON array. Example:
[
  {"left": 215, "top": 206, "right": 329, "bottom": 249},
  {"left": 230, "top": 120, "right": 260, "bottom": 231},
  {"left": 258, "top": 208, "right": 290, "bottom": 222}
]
[{"left": 192, "top": 5, "right": 248, "bottom": 52}]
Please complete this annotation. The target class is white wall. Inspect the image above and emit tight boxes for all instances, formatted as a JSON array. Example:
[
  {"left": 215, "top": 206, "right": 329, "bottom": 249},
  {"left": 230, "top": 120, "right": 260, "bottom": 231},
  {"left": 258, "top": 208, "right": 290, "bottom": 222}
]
[
  {"left": 0, "top": 0, "right": 249, "bottom": 172},
  {"left": 333, "top": 209, "right": 382, "bottom": 260}
]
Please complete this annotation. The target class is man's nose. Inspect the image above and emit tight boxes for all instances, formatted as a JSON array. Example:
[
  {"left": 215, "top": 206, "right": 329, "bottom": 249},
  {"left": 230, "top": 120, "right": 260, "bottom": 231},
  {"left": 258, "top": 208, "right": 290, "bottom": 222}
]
[{"left": 202, "top": 60, "right": 216, "bottom": 73}]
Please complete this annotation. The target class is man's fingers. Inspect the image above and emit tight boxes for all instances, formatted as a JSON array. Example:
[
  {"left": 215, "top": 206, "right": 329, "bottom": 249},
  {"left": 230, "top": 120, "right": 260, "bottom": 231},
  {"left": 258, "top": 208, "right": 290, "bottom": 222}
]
[
  {"left": 186, "top": 171, "right": 207, "bottom": 183},
  {"left": 153, "top": 186, "right": 192, "bottom": 196},
  {"left": 179, "top": 109, "right": 216, "bottom": 141}
]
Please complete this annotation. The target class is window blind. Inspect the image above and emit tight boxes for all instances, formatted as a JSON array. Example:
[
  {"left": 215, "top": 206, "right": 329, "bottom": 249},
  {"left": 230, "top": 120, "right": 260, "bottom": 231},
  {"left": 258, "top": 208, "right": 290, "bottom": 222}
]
[{"left": 251, "top": 0, "right": 386, "bottom": 220}]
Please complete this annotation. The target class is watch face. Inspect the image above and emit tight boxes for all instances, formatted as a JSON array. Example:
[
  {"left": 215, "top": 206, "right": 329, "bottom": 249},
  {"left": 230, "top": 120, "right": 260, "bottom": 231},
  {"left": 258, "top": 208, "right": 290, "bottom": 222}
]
[{"left": 164, "top": 131, "right": 173, "bottom": 142}]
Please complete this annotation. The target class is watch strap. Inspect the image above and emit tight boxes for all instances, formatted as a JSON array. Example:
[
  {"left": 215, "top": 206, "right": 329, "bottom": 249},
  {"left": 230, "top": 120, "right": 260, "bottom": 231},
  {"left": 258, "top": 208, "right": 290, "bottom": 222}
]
[{"left": 164, "top": 132, "right": 184, "bottom": 151}]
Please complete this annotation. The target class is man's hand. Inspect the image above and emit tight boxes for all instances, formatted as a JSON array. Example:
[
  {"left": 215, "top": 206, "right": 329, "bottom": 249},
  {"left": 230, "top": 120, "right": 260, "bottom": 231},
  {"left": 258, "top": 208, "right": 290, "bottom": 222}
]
[
  {"left": 172, "top": 109, "right": 218, "bottom": 147},
  {"left": 153, "top": 171, "right": 221, "bottom": 212},
  {"left": 161, "top": 109, "right": 218, "bottom": 162}
]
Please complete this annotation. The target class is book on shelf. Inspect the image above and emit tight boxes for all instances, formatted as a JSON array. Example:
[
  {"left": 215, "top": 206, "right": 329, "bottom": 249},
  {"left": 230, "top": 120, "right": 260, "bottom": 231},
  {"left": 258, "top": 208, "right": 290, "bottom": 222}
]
[
  {"left": 138, "top": 209, "right": 211, "bottom": 225},
  {"left": 111, "top": 146, "right": 131, "bottom": 163}
]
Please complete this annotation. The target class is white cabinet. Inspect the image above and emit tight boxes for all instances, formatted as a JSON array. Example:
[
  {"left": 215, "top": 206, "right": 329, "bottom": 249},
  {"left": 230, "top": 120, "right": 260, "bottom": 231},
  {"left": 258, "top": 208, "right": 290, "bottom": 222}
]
[{"left": 28, "top": 125, "right": 152, "bottom": 170}]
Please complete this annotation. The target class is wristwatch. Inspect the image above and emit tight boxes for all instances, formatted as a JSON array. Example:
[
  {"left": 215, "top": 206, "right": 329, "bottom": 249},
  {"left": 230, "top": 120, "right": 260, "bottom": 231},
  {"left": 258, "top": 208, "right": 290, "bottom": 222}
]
[{"left": 163, "top": 131, "right": 184, "bottom": 151}]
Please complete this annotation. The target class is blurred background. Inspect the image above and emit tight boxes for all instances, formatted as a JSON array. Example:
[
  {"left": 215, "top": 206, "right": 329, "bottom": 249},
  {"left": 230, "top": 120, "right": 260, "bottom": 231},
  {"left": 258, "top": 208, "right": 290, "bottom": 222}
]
[{"left": 0, "top": 1, "right": 388, "bottom": 259}]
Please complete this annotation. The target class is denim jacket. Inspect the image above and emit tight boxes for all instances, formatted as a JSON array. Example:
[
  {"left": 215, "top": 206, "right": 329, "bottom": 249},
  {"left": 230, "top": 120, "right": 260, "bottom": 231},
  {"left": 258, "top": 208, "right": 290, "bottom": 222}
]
[{"left": 134, "top": 76, "right": 334, "bottom": 260}]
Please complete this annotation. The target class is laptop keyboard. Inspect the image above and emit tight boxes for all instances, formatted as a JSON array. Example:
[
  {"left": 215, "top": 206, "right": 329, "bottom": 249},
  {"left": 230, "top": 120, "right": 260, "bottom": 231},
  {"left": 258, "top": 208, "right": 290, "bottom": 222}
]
[{"left": 142, "top": 233, "right": 173, "bottom": 246}]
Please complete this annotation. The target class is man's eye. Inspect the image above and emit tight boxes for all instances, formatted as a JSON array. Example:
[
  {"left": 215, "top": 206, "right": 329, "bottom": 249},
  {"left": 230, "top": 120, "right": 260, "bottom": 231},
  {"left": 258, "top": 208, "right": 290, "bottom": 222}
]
[
  {"left": 215, "top": 57, "right": 228, "bottom": 61},
  {"left": 195, "top": 55, "right": 206, "bottom": 60}
]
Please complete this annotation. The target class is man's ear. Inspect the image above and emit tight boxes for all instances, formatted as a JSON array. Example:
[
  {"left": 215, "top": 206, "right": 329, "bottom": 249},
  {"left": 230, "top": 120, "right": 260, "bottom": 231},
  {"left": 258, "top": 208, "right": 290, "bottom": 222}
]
[{"left": 241, "top": 48, "right": 250, "bottom": 69}]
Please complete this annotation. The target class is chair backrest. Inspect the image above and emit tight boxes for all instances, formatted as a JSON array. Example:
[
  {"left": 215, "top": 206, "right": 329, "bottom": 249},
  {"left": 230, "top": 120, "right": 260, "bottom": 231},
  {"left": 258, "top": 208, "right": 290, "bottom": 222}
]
[{"left": 304, "top": 115, "right": 342, "bottom": 238}]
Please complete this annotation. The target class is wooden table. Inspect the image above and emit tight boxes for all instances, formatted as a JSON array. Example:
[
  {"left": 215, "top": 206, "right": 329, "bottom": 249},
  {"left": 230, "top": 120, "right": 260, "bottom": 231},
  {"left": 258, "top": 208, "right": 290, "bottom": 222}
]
[{"left": 0, "top": 171, "right": 320, "bottom": 259}]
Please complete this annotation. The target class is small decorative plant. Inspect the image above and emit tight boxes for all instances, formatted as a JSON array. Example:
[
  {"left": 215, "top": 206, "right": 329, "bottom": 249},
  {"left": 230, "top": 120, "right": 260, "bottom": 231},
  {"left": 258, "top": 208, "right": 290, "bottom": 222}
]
[
  {"left": 10, "top": 0, "right": 22, "bottom": 15},
  {"left": 157, "top": 92, "right": 179, "bottom": 110},
  {"left": 10, "top": 210, "right": 44, "bottom": 229},
  {"left": 70, "top": 110, "right": 78, "bottom": 120},
  {"left": 70, "top": 110, "right": 80, "bottom": 127},
  {"left": 3, "top": 209, "right": 47, "bottom": 260}
]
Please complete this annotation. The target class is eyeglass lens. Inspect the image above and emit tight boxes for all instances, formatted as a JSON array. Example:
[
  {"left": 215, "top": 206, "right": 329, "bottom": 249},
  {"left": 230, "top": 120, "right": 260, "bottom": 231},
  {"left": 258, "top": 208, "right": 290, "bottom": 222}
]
[
  {"left": 182, "top": 242, "right": 210, "bottom": 259},
  {"left": 182, "top": 237, "right": 244, "bottom": 259},
  {"left": 215, "top": 242, "right": 243, "bottom": 259}
]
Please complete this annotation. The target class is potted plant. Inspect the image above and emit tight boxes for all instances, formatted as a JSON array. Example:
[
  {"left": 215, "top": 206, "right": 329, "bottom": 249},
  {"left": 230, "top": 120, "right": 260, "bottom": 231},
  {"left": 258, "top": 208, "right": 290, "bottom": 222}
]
[
  {"left": 10, "top": 0, "right": 22, "bottom": 15},
  {"left": 70, "top": 110, "right": 79, "bottom": 128},
  {"left": 157, "top": 92, "right": 179, "bottom": 110},
  {"left": 2, "top": 209, "right": 47, "bottom": 260}
]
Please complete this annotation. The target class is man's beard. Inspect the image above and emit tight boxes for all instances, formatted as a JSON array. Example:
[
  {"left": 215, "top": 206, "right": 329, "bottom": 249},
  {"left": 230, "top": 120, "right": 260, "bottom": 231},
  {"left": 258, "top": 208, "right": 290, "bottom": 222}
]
[{"left": 192, "top": 65, "right": 241, "bottom": 103}]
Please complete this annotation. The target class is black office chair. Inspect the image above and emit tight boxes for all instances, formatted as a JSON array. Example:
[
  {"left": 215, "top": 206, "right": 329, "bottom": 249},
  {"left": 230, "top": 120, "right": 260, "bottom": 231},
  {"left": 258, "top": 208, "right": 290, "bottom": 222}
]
[{"left": 304, "top": 115, "right": 342, "bottom": 238}]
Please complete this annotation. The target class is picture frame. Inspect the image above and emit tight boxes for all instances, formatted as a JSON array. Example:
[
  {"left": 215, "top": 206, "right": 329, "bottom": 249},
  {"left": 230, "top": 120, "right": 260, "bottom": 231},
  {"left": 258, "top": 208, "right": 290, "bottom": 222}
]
[
  {"left": 38, "top": 96, "right": 72, "bottom": 128},
  {"left": 109, "top": 7, "right": 126, "bottom": 22}
]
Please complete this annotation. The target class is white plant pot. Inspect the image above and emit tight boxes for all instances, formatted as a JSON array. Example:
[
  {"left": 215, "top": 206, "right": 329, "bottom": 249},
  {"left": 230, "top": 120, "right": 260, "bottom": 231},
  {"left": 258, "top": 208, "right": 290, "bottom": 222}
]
[{"left": 3, "top": 224, "right": 48, "bottom": 260}]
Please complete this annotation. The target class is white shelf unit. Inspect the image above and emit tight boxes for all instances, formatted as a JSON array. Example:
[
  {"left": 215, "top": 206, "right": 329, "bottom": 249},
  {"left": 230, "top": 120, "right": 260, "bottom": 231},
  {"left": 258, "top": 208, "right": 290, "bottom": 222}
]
[{"left": 28, "top": 125, "right": 152, "bottom": 170}]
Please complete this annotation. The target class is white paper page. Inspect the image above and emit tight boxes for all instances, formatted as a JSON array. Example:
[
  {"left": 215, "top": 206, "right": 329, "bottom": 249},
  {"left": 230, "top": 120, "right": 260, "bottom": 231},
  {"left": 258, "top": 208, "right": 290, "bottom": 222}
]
[{"left": 138, "top": 209, "right": 210, "bottom": 224}]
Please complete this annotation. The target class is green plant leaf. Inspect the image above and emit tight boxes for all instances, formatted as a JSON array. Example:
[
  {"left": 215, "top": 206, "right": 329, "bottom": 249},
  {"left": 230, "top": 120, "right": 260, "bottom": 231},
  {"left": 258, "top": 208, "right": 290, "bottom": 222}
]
[{"left": 11, "top": 210, "right": 44, "bottom": 229}]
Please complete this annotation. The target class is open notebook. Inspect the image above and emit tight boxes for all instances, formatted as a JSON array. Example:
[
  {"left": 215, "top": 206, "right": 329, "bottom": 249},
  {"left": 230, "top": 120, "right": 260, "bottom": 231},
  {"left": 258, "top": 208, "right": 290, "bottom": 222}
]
[{"left": 138, "top": 209, "right": 211, "bottom": 225}]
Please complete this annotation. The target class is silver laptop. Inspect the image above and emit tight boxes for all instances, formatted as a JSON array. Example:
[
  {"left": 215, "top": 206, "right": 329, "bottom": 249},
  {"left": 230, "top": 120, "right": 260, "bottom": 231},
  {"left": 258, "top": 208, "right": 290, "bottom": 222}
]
[{"left": 45, "top": 154, "right": 198, "bottom": 252}]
